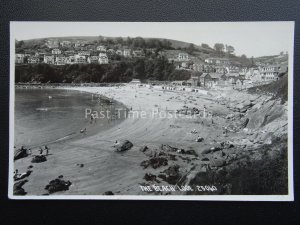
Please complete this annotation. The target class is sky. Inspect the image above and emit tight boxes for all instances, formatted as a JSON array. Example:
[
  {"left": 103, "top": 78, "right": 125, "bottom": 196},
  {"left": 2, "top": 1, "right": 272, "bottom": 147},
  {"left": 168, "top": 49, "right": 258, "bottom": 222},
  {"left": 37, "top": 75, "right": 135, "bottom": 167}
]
[{"left": 11, "top": 22, "right": 294, "bottom": 57}]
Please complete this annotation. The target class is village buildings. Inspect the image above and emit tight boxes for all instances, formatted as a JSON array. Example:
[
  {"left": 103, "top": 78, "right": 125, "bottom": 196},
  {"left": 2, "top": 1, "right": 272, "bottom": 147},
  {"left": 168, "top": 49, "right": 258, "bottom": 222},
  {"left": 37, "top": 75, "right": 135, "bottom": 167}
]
[
  {"left": 44, "top": 55, "right": 55, "bottom": 64},
  {"left": 51, "top": 48, "right": 61, "bottom": 55},
  {"left": 15, "top": 38, "right": 287, "bottom": 88},
  {"left": 259, "top": 65, "right": 281, "bottom": 80}
]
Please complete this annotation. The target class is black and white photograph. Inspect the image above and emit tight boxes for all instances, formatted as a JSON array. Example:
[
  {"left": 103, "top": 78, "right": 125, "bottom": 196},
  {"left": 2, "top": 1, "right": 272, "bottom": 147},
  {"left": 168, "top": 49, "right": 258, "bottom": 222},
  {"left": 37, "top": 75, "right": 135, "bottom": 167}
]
[{"left": 9, "top": 21, "right": 294, "bottom": 200}]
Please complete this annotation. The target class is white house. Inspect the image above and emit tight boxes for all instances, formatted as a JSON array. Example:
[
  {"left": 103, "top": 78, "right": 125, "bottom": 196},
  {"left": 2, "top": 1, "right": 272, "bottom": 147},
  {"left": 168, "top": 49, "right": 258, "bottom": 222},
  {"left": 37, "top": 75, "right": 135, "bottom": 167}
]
[
  {"left": 87, "top": 56, "right": 99, "bottom": 64},
  {"left": 52, "top": 48, "right": 61, "bottom": 55},
  {"left": 74, "top": 55, "right": 86, "bottom": 64},
  {"left": 55, "top": 56, "right": 67, "bottom": 65},
  {"left": 60, "top": 41, "right": 72, "bottom": 47},
  {"left": 46, "top": 40, "right": 59, "bottom": 48},
  {"left": 177, "top": 53, "right": 189, "bottom": 61},
  {"left": 123, "top": 49, "right": 131, "bottom": 57},
  {"left": 260, "top": 65, "right": 281, "bottom": 81},
  {"left": 65, "top": 56, "right": 76, "bottom": 64},
  {"left": 129, "top": 79, "right": 142, "bottom": 85},
  {"left": 99, "top": 56, "right": 109, "bottom": 64},
  {"left": 96, "top": 45, "right": 106, "bottom": 52},
  {"left": 44, "top": 55, "right": 55, "bottom": 64},
  {"left": 78, "top": 51, "right": 91, "bottom": 56},
  {"left": 99, "top": 52, "right": 107, "bottom": 58}
]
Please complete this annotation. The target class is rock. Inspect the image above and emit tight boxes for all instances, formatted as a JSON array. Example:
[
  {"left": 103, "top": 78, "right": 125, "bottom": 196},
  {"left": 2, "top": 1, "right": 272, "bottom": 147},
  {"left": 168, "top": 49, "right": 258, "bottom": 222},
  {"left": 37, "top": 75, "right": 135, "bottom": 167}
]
[
  {"left": 14, "top": 148, "right": 28, "bottom": 161},
  {"left": 45, "top": 177, "right": 72, "bottom": 194},
  {"left": 240, "top": 118, "right": 249, "bottom": 128},
  {"left": 103, "top": 191, "right": 114, "bottom": 195},
  {"left": 196, "top": 137, "right": 204, "bottom": 142},
  {"left": 211, "top": 158, "right": 226, "bottom": 167},
  {"left": 161, "top": 144, "right": 178, "bottom": 152},
  {"left": 144, "top": 173, "right": 157, "bottom": 181},
  {"left": 76, "top": 163, "right": 84, "bottom": 168},
  {"left": 226, "top": 114, "right": 235, "bottom": 119},
  {"left": 160, "top": 165, "right": 181, "bottom": 185},
  {"left": 115, "top": 140, "right": 133, "bottom": 152},
  {"left": 140, "top": 157, "right": 168, "bottom": 169},
  {"left": 211, "top": 146, "right": 222, "bottom": 152},
  {"left": 13, "top": 180, "right": 28, "bottom": 195},
  {"left": 184, "top": 149, "right": 198, "bottom": 157},
  {"left": 31, "top": 155, "right": 47, "bottom": 163},
  {"left": 139, "top": 146, "right": 149, "bottom": 152},
  {"left": 202, "top": 148, "right": 212, "bottom": 154}
]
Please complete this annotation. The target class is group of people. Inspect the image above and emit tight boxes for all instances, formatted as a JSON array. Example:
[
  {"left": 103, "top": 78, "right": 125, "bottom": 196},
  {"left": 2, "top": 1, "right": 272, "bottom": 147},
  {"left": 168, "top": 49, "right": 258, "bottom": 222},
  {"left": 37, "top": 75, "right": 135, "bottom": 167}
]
[{"left": 39, "top": 145, "right": 50, "bottom": 155}]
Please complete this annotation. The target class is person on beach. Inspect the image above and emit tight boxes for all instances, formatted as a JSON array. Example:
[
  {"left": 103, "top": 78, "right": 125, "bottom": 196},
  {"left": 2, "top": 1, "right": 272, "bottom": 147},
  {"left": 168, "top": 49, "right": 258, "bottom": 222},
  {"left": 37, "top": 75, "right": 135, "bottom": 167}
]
[
  {"left": 80, "top": 128, "right": 87, "bottom": 135},
  {"left": 39, "top": 147, "right": 43, "bottom": 155},
  {"left": 45, "top": 145, "right": 49, "bottom": 155}
]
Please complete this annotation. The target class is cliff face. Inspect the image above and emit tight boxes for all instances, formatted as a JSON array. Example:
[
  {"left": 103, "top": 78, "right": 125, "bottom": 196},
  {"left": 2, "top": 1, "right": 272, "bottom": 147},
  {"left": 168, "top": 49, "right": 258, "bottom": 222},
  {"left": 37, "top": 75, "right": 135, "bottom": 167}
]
[{"left": 186, "top": 78, "right": 289, "bottom": 195}]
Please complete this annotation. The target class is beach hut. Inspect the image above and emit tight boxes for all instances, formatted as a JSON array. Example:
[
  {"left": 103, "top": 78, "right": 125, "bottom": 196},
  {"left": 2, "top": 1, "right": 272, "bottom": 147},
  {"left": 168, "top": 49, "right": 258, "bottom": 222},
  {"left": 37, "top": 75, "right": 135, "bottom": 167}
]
[{"left": 129, "top": 79, "right": 142, "bottom": 86}]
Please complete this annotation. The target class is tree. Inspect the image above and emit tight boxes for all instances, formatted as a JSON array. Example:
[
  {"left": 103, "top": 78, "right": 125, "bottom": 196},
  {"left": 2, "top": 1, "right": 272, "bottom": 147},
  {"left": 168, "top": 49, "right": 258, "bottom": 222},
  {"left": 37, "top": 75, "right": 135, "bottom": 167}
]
[
  {"left": 225, "top": 45, "right": 235, "bottom": 55},
  {"left": 201, "top": 43, "right": 210, "bottom": 49},
  {"left": 214, "top": 43, "right": 225, "bottom": 54},
  {"left": 187, "top": 43, "right": 195, "bottom": 54}
]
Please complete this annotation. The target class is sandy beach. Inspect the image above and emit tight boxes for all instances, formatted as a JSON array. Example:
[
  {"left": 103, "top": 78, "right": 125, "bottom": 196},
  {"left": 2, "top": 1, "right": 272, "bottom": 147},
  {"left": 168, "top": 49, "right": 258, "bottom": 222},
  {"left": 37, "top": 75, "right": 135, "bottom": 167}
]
[{"left": 13, "top": 84, "right": 288, "bottom": 196}]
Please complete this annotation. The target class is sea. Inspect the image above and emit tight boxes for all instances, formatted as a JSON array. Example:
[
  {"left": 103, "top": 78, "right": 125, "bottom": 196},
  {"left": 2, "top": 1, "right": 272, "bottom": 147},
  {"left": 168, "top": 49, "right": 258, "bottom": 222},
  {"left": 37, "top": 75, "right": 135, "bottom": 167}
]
[{"left": 14, "top": 88, "right": 126, "bottom": 148}]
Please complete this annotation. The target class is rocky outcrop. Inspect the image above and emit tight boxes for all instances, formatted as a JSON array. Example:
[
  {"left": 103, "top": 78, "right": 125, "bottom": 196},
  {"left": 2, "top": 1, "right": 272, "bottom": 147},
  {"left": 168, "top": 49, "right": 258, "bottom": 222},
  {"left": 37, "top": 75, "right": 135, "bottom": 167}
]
[
  {"left": 14, "top": 148, "right": 28, "bottom": 161},
  {"left": 45, "top": 177, "right": 72, "bottom": 194},
  {"left": 13, "top": 180, "right": 28, "bottom": 195},
  {"left": 31, "top": 155, "right": 47, "bottom": 163},
  {"left": 141, "top": 157, "right": 168, "bottom": 169}
]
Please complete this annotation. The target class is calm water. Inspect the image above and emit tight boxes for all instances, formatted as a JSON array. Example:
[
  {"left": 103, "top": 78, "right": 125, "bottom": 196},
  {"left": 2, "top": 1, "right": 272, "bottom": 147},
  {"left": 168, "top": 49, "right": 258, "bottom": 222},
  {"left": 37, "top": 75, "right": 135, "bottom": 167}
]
[{"left": 14, "top": 88, "right": 126, "bottom": 148}]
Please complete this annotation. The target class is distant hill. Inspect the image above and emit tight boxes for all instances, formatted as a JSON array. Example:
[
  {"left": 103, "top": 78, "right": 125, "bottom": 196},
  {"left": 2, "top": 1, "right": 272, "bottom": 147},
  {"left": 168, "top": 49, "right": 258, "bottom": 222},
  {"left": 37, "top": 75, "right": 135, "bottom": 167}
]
[{"left": 17, "top": 36, "right": 286, "bottom": 67}]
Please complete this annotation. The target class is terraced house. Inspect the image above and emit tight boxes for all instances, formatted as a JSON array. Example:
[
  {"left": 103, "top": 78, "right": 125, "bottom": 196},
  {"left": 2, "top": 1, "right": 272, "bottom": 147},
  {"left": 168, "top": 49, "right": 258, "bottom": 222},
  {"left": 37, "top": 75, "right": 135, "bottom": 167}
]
[
  {"left": 52, "top": 48, "right": 62, "bottom": 55},
  {"left": 260, "top": 65, "right": 281, "bottom": 81},
  {"left": 27, "top": 56, "right": 40, "bottom": 64},
  {"left": 44, "top": 55, "right": 55, "bottom": 64}
]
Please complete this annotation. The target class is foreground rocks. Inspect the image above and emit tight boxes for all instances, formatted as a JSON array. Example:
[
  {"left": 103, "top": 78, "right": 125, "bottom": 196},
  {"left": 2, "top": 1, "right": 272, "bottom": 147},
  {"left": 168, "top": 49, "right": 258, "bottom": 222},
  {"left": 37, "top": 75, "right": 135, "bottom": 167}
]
[
  {"left": 13, "top": 180, "right": 28, "bottom": 195},
  {"left": 31, "top": 155, "right": 47, "bottom": 163},
  {"left": 14, "top": 147, "right": 28, "bottom": 161},
  {"left": 45, "top": 176, "right": 72, "bottom": 194}
]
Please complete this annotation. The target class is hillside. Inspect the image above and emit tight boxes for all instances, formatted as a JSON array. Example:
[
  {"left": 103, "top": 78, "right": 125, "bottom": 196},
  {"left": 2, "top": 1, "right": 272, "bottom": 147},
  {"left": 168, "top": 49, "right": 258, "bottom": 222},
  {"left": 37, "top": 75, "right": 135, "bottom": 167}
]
[{"left": 16, "top": 36, "right": 286, "bottom": 68}]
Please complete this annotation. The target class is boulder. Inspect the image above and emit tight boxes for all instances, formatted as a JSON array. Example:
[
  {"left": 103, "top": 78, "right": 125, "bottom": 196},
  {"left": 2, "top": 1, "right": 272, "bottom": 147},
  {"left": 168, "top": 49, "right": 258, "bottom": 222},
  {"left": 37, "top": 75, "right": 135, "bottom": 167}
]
[
  {"left": 13, "top": 180, "right": 28, "bottom": 196},
  {"left": 140, "top": 157, "right": 168, "bottom": 169},
  {"left": 160, "top": 165, "right": 181, "bottom": 185},
  {"left": 31, "top": 155, "right": 47, "bottom": 163},
  {"left": 14, "top": 148, "right": 28, "bottom": 161},
  {"left": 161, "top": 144, "right": 178, "bottom": 152},
  {"left": 139, "top": 146, "right": 149, "bottom": 152},
  {"left": 196, "top": 137, "right": 204, "bottom": 142},
  {"left": 45, "top": 177, "right": 72, "bottom": 194},
  {"left": 211, "top": 158, "right": 226, "bottom": 167},
  {"left": 115, "top": 140, "right": 133, "bottom": 152},
  {"left": 144, "top": 173, "right": 157, "bottom": 181}
]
